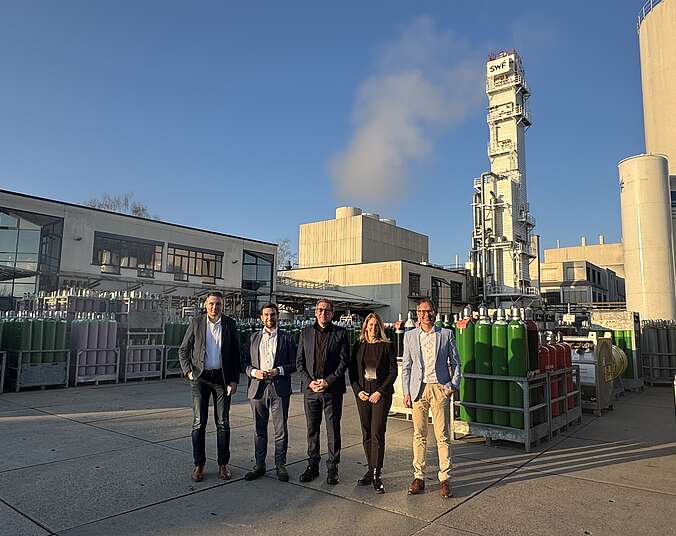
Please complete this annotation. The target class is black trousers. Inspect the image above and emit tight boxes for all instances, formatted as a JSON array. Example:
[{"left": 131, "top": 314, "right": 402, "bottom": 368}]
[
  {"left": 355, "top": 381, "right": 392, "bottom": 469},
  {"left": 251, "top": 384, "right": 290, "bottom": 466},
  {"left": 191, "top": 370, "right": 231, "bottom": 467},
  {"left": 304, "top": 391, "right": 343, "bottom": 469}
]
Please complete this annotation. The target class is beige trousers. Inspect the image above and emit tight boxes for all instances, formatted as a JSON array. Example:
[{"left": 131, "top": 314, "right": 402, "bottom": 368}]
[{"left": 412, "top": 382, "right": 452, "bottom": 482}]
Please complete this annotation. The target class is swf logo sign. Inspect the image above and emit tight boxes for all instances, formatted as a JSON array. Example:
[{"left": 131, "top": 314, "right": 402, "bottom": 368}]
[{"left": 487, "top": 56, "right": 513, "bottom": 77}]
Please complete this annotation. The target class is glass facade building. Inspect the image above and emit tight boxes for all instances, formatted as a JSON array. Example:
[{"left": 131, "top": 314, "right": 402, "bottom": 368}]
[{"left": 0, "top": 207, "right": 63, "bottom": 309}]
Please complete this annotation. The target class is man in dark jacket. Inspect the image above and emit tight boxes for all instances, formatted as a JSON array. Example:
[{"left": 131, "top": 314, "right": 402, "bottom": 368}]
[
  {"left": 241, "top": 303, "right": 297, "bottom": 482},
  {"left": 296, "top": 298, "right": 350, "bottom": 485},
  {"left": 179, "top": 291, "right": 241, "bottom": 483}
]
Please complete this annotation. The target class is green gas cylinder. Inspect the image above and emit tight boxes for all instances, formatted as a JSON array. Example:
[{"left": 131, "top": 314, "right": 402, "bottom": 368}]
[
  {"left": 474, "top": 306, "right": 492, "bottom": 424},
  {"left": 507, "top": 307, "right": 528, "bottom": 429},
  {"left": 42, "top": 314, "right": 57, "bottom": 364},
  {"left": 30, "top": 315, "right": 43, "bottom": 364},
  {"left": 623, "top": 330, "right": 635, "bottom": 379},
  {"left": 491, "top": 308, "right": 509, "bottom": 426},
  {"left": 457, "top": 306, "right": 475, "bottom": 423},
  {"left": 18, "top": 314, "right": 32, "bottom": 357},
  {"left": 55, "top": 314, "right": 68, "bottom": 362}
]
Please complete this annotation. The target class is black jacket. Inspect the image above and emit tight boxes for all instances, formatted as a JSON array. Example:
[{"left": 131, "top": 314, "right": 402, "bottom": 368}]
[
  {"left": 242, "top": 329, "right": 297, "bottom": 399},
  {"left": 349, "top": 340, "right": 398, "bottom": 395},
  {"left": 296, "top": 323, "right": 349, "bottom": 394},
  {"left": 178, "top": 314, "right": 241, "bottom": 385}
]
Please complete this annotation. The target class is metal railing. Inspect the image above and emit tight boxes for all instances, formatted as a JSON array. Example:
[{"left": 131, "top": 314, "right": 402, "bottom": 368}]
[
  {"left": 277, "top": 276, "right": 338, "bottom": 291},
  {"left": 637, "top": 0, "right": 663, "bottom": 30},
  {"left": 515, "top": 241, "right": 535, "bottom": 257},
  {"left": 487, "top": 140, "right": 514, "bottom": 156},
  {"left": 485, "top": 284, "right": 540, "bottom": 297},
  {"left": 487, "top": 104, "right": 531, "bottom": 124},
  {"left": 518, "top": 210, "right": 536, "bottom": 227},
  {"left": 486, "top": 73, "right": 528, "bottom": 92}
]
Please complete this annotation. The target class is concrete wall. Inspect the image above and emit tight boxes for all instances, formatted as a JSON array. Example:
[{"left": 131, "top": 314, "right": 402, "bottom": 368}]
[
  {"left": 361, "top": 217, "right": 428, "bottom": 265},
  {"left": 298, "top": 209, "right": 428, "bottom": 269},
  {"left": 298, "top": 216, "right": 362, "bottom": 268},
  {"left": 543, "top": 242, "right": 625, "bottom": 278}
]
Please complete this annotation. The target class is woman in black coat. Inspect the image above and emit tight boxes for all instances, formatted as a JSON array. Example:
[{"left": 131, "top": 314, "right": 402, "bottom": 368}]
[{"left": 349, "top": 312, "right": 398, "bottom": 493}]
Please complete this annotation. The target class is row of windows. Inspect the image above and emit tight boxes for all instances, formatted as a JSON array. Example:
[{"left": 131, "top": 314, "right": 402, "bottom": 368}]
[
  {"left": 585, "top": 266, "right": 602, "bottom": 285},
  {"left": 167, "top": 246, "right": 223, "bottom": 284},
  {"left": 408, "top": 272, "right": 463, "bottom": 315},
  {"left": 94, "top": 233, "right": 163, "bottom": 275},
  {"left": 92, "top": 232, "right": 273, "bottom": 289},
  {"left": 543, "top": 287, "right": 612, "bottom": 306}
]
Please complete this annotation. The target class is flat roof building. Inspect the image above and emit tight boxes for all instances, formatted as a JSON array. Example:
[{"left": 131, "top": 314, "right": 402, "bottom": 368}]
[
  {"left": 0, "top": 189, "right": 276, "bottom": 316},
  {"left": 283, "top": 207, "right": 473, "bottom": 321},
  {"left": 543, "top": 238, "right": 624, "bottom": 277}
]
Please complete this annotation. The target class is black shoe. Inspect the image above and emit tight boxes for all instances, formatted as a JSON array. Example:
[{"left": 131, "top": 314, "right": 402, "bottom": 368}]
[
  {"left": 276, "top": 464, "right": 289, "bottom": 482},
  {"left": 372, "top": 468, "right": 384, "bottom": 494},
  {"left": 327, "top": 467, "right": 339, "bottom": 485},
  {"left": 357, "top": 468, "right": 373, "bottom": 486},
  {"left": 299, "top": 465, "right": 319, "bottom": 482},
  {"left": 244, "top": 464, "right": 266, "bottom": 481}
]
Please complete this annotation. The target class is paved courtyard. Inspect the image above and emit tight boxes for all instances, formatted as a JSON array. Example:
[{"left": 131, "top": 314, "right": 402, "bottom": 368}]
[{"left": 0, "top": 378, "right": 674, "bottom": 536}]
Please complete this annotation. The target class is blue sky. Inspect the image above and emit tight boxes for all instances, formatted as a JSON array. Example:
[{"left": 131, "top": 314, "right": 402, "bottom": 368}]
[{"left": 0, "top": 1, "right": 646, "bottom": 265}]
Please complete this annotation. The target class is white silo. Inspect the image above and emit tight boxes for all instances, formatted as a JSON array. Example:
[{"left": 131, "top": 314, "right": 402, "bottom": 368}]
[
  {"left": 638, "top": 0, "right": 676, "bottom": 274},
  {"left": 638, "top": 0, "right": 676, "bottom": 176},
  {"left": 618, "top": 154, "right": 676, "bottom": 320}
]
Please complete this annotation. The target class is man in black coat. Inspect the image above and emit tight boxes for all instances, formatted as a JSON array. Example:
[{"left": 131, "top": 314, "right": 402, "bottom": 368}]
[
  {"left": 296, "top": 298, "right": 350, "bottom": 485},
  {"left": 178, "top": 291, "right": 241, "bottom": 483},
  {"left": 242, "top": 303, "right": 297, "bottom": 482}
]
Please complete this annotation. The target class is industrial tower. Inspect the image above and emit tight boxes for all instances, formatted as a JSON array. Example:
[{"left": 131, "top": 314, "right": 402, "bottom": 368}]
[{"left": 471, "top": 51, "right": 537, "bottom": 305}]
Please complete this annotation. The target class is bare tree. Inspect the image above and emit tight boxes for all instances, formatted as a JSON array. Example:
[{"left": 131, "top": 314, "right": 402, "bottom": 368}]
[
  {"left": 85, "top": 192, "right": 157, "bottom": 219},
  {"left": 276, "top": 238, "right": 297, "bottom": 270}
]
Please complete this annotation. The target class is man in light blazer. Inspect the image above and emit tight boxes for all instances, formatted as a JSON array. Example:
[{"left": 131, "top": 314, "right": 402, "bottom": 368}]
[
  {"left": 242, "top": 303, "right": 297, "bottom": 482},
  {"left": 296, "top": 298, "right": 350, "bottom": 485},
  {"left": 401, "top": 298, "right": 461, "bottom": 498},
  {"left": 179, "top": 291, "right": 241, "bottom": 483}
]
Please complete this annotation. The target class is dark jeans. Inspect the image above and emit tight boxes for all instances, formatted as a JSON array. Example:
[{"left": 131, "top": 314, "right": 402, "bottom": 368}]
[
  {"left": 304, "top": 391, "right": 343, "bottom": 469},
  {"left": 355, "top": 381, "right": 392, "bottom": 469},
  {"left": 191, "top": 371, "right": 231, "bottom": 467},
  {"left": 251, "top": 384, "right": 290, "bottom": 466}
]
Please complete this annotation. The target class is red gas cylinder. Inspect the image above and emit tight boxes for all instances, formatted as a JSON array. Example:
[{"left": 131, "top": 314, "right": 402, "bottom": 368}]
[
  {"left": 537, "top": 344, "right": 550, "bottom": 374},
  {"left": 560, "top": 342, "right": 575, "bottom": 409},
  {"left": 545, "top": 344, "right": 560, "bottom": 418},
  {"left": 525, "top": 320, "right": 539, "bottom": 374},
  {"left": 553, "top": 343, "right": 566, "bottom": 370}
]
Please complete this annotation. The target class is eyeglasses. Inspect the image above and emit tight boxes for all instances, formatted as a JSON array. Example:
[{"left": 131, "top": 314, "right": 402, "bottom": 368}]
[
  {"left": 316, "top": 308, "right": 333, "bottom": 313},
  {"left": 416, "top": 310, "right": 434, "bottom": 315}
]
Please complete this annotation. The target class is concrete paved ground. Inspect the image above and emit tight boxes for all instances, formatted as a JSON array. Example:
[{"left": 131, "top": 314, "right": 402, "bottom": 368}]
[{"left": 0, "top": 378, "right": 674, "bottom": 536}]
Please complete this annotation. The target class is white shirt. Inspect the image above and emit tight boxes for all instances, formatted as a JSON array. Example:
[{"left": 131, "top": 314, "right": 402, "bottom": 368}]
[
  {"left": 419, "top": 328, "right": 439, "bottom": 384},
  {"left": 204, "top": 316, "right": 222, "bottom": 370},
  {"left": 251, "top": 328, "right": 285, "bottom": 377}
]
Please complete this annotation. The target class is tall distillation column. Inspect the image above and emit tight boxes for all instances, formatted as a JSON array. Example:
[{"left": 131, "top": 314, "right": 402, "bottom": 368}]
[{"left": 472, "top": 51, "right": 536, "bottom": 306}]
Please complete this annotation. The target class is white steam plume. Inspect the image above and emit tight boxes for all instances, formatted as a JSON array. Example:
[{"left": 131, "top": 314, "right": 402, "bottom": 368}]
[{"left": 330, "top": 16, "right": 484, "bottom": 203}]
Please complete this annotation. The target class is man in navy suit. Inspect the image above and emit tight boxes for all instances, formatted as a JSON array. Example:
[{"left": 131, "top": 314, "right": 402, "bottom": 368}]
[
  {"left": 402, "top": 299, "right": 461, "bottom": 498},
  {"left": 296, "top": 298, "right": 350, "bottom": 485},
  {"left": 242, "top": 303, "right": 297, "bottom": 482}
]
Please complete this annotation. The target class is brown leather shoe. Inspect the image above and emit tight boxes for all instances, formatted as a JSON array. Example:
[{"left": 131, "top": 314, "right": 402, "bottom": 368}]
[
  {"left": 218, "top": 464, "right": 232, "bottom": 480},
  {"left": 191, "top": 465, "right": 204, "bottom": 482},
  {"left": 408, "top": 478, "right": 425, "bottom": 495},
  {"left": 440, "top": 479, "right": 452, "bottom": 498}
]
